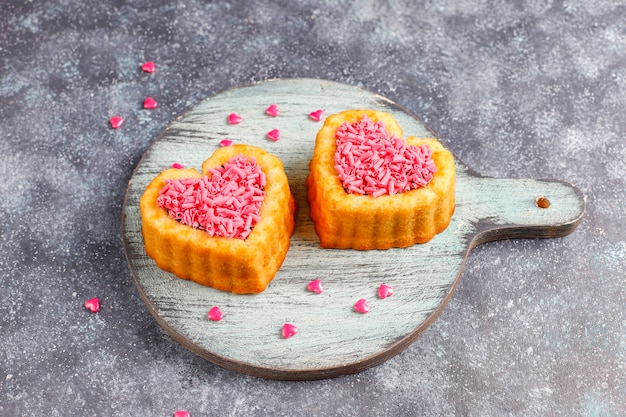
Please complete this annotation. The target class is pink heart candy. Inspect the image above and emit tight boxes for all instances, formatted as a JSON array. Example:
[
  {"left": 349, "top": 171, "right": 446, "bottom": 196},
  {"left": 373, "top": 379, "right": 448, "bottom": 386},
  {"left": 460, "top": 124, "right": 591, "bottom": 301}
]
[
  {"left": 171, "top": 163, "right": 184, "bottom": 169},
  {"left": 354, "top": 298, "right": 370, "bottom": 314},
  {"left": 109, "top": 116, "right": 124, "bottom": 129},
  {"left": 173, "top": 411, "right": 190, "bottom": 417},
  {"left": 141, "top": 61, "right": 156, "bottom": 73},
  {"left": 309, "top": 109, "right": 324, "bottom": 121},
  {"left": 219, "top": 139, "right": 233, "bottom": 147},
  {"left": 266, "top": 129, "right": 280, "bottom": 142},
  {"left": 143, "top": 97, "right": 158, "bottom": 109},
  {"left": 207, "top": 306, "right": 223, "bottom": 321},
  {"left": 306, "top": 279, "right": 324, "bottom": 294},
  {"left": 266, "top": 104, "right": 280, "bottom": 117},
  {"left": 378, "top": 283, "right": 394, "bottom": 299},
  {"left": 282, "top": 323, "right": 298, "bottom": 339},
  {"left": 228, "top": 113, "right": 242, "bottom": 124},
  {"left": 84, "top": 297, "right": 100, "bottom": 313}
]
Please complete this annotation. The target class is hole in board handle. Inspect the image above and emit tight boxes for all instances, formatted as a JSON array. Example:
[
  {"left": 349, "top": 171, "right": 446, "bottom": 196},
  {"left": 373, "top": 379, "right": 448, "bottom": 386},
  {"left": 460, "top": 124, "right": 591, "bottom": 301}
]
[{"left": 536, "top": 196, "right": 550, "bottom": 209}]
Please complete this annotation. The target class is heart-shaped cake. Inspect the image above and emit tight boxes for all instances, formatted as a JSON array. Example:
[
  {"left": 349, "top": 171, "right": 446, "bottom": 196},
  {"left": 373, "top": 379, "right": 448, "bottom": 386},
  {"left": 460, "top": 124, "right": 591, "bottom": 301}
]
[
  {"left": 140, "top": 144, "right": 295, "bottom": 294},
  {"left": 306, "top": 109, "right": 455, "bottom": 250}
]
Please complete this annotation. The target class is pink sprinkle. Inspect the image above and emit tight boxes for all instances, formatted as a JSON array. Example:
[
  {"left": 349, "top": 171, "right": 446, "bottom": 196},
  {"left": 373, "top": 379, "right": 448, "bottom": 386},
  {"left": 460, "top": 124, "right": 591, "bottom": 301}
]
[
  {"left": 266, "top": 129, "right": 280, "bottom": 141},
  {"left": 228, "top": 113, "right": 242, "bottom": 124},
  {"left": 143, "top": 97, "right": 158, "bottom": 109},
  {"left": 109, "top": 116, "right": 124, "bottom": 129},
  {"left": 309, "top": 109, "right": 324, "bottom": 121},
  {"left": 378, "top": 283, "right": 394, "bottom": 299},
  {"left": 219, "top": 139, "right": 233, "bottom": 147},
  {"left": 306, "top": 279, "right": 324, "bottom": 294},
  {"left": 158, "top": 155, "right": 266, "bottom": 240},
  {"left": 84, "top": 297, "right": 100, "bottom": 313},
  {"left": 282, "top": 323, "right": 298, "bottom": 339},
  {"left": 141, "top": 61, "right": 156, "bottom": 73},
  {"left": 173, "top": 411, "right": 190, "bottom": 417},
  {"left": 334, "top": 116, "right": 436, "bottom": 197},
  {"left": 354, "top": 298, "right": 370, "bottom": 314},
  {"left": 266, "top": 104, "right": 280, "bottom": 117},
  {"left": 207, "top": 306, "right": 223, "bottom": 321}
]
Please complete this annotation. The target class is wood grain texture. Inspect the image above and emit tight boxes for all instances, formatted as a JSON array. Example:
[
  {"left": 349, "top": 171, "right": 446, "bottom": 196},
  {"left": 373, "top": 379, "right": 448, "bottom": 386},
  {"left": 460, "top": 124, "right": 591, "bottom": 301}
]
[{"left": 122, "top": 79, "right": 585, "bottom": 380}]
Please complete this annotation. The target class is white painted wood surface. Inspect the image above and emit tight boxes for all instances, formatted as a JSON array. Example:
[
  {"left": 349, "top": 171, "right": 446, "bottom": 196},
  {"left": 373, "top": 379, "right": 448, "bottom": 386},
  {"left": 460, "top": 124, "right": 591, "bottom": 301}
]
[{"left": 122, "top": 79, "right": 585, "bottom": 380}]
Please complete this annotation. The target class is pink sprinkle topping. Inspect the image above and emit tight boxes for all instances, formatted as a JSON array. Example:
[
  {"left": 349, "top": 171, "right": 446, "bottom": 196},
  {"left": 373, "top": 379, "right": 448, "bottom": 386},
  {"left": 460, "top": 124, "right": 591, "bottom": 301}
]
[
  {"left": 354, "top": 298, "right": 370, "bottom": 314},
  {"left": 157, "top": 154, "right": 266, "bottom": 240},
  {"left": 309, "top": 109, "right": 324, "bottom": 121},
  {"left": 334, "top": 116, "right": 436, "bottom": 197},
  {"left": 219, "top": 139, "right": 233, "bottom": 147},
  {"left": 307, "top": 279, "right": 324, "bottom": 294},
  {"left": 207, "top": 306, "right": 223, "bottom": 321},
  {"left": 109, "top": 116, "right": 124, "bottom": 129},
  {"left": 266, "top": 129, "right": 280, "bottom": 142},
  {"left": 228, "top": 113, "right": 242, "bottom": 124},
  {"left": 378, "top": 283, "right": 394, "bottom": 299},
  {"left": 266, "top": 104, "right": 280, "bottom": 117},
  {"left": 282, "top": 323, "right": 298, "bottom": 339},
  {"left": 84, "top": 297, "right": 100, "bottom": 313},
  {"left": 173, "top": 411, "right": 190, "bottom": 417},
  {"left": 141, "top": 61, "right": 156, "bottom": 73},
  {"left": 171, "top": 163, "right": 184, "bottom": 169},
  {"left": 143, "top": 97, "right": 158, "bottom": 109}
]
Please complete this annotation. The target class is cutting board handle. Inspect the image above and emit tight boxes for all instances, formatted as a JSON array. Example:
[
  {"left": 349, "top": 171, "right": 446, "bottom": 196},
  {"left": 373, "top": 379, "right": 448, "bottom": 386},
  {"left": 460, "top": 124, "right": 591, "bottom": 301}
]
[{"left": 456, "top": 170, "right": 586, "bottom": 247}]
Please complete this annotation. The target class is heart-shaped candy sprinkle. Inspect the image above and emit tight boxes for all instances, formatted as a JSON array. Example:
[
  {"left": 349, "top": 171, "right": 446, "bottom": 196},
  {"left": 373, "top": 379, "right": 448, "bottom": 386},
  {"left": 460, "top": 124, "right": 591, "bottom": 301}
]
[
  {"left": 282, "top": 323, "right": 298, "bottom": 339},
  {"left": 219, "top": 139, "right": 233, "bottom": 147},
  {"left": 266, "top": 129, "right": 280, "bottom": 142},
  {"left": 171, "top": 163, "right": 184, "bottom": 169},
  {"left": 207, "top": 306, "right": 223, "bottom": 321},
  {"left": 84, "top": 297, "right": 100, "bottom": 313},
  {"left": 141, "top": 61, "right": 156, "bottom": 73},
  {"left": 157, "top": 155, "right": 266, "bottom": 240},
  {"left": 143, "top": 97, "right": 158, "bottom": 109},
  {"left": 266, "top": 104, "right": 280, "bottom": 117},
  {"left": 307, "top": 279, "right": 324, "bottom": 294},
  {"left": 354, "top": 298, "right": 370, "bottom": 314},
  {"left": 109, "top": 116, "right": 124, "bottom": 129},
  {"left": 228, "top": 113, "right": 242, "bottom": 124},
  {"left": 173, "top": 411, "right": 190, "bottom": 417},
  {"left": 334, "top": 116, "right": 436, "bottom": 197},
  {"left": 309, "top": 109, "right": 324, "bottom": 121},
  {"left": 378, "top": 283, "right": 394, "bottom": 299}
]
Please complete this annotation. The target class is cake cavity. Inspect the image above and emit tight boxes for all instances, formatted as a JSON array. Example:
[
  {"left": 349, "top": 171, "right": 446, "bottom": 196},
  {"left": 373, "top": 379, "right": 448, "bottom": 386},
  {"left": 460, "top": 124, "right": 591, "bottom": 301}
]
[{"left": 157, "top": 155, "right": 266, "bottom": 240}]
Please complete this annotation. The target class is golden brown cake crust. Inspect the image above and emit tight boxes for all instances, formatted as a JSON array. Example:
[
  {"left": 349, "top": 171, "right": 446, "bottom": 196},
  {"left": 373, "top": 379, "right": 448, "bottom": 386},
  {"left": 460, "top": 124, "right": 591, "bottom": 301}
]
[
  {"left": 306, "top": 109, "right": 456, "bottom": 250},
  {"left": 140, "top": 144, "right": 295, "bottom": 294}
]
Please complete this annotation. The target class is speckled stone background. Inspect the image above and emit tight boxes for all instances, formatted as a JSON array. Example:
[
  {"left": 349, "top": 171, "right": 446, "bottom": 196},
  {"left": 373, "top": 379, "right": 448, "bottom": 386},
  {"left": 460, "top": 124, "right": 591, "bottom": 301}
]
[{"left": 1, "top": 1, "right": 624, "bottom": 416}]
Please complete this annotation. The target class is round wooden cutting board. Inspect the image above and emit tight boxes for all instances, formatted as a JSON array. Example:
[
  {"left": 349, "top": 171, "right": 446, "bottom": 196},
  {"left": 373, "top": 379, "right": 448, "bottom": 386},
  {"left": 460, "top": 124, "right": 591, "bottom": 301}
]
[{"left": 122, "top": 79, "right": 585, "bottom": 380}]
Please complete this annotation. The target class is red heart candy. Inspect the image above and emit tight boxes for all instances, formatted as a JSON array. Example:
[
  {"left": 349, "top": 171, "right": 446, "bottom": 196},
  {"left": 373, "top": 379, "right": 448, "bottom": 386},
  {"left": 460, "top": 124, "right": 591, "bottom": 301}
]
[
  {"left": 309, "top": 109, "right": 324, "bottom": 121},
  {"left": 378, "top": 283, "right": 394, "bottom": 299},
  {"left": 109, "top": 116, "right": 124, "bottom": 129},
  {"left": 306, "top": 279, "right": 323, "bottom": 294},
  {"left": 228, "top": 113, "right": 242, "bottom": 124},
  {"left": 266, "top": 104, "right": 280, "bottom": 117},
  {"left": 84, "top": 297, "right": 100, "bottom": 313},
  {"left": 282, "top": 323, "right": 298, "bottom": 338},
  {"left": 207, "top": 306, "right": 223, "bottom": 321},
  {"left": 266, "top": 129, "right": 280, "bottom": 142},
  {"left": 143, "top": 97, "right": 158, "bottom": 109},
  {"left": 141, "top": 61, "right": 156, "bottom": 73},
  {"left": 334, "top": 116, "right": 436, "bottom": 197},
  {"left": 157, "top": 155, "right": 265, "bottom": 240},
  {"left": 354, "top": 298, "right": 370, "bottom": 314}
]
